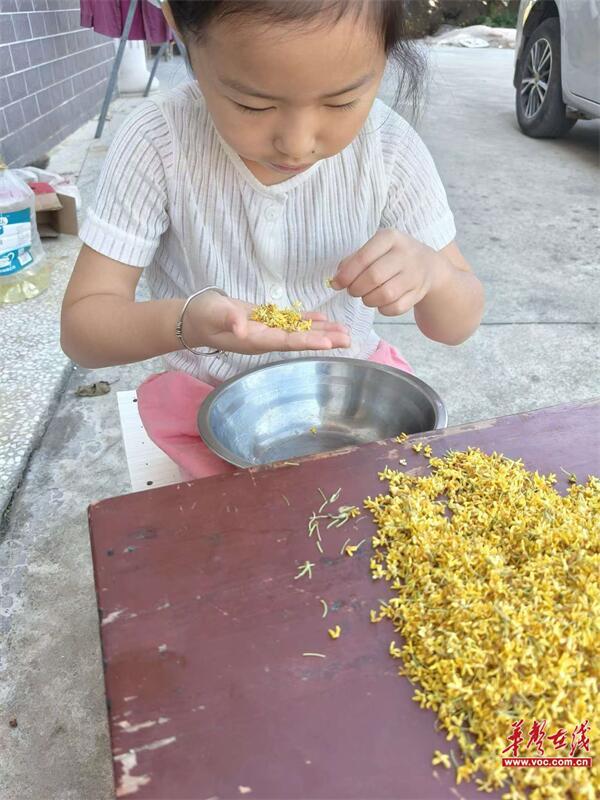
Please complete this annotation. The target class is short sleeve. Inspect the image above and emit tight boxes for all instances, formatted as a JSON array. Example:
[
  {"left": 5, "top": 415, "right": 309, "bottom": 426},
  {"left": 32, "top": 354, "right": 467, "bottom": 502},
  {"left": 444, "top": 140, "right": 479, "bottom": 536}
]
[
  {"left": 379, "top": 116, "right": 456, "bottom": 252},
  {"left": 79, "top": 102, "right": 170, "bottom": 267}
]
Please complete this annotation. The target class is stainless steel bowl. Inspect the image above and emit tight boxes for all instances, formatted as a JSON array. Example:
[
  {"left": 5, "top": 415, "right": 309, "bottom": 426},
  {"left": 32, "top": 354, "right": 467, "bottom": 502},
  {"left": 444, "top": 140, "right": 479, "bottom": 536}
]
[{"left": 197, "top": 357, "right": 447, "bottom": 468}]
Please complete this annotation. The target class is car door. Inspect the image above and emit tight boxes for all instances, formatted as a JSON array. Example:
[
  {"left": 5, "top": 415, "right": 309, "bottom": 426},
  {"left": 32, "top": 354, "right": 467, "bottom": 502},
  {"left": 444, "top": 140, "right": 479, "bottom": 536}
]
[{"left": 561, "top": 0, "right": 600, "bottom": 103}]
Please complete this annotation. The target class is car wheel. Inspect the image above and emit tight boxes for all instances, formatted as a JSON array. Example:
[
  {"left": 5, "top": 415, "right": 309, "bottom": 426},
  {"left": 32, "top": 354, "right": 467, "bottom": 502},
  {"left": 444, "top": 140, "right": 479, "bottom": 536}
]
[{"left": 515, "top": 17, "right": 576, "bottom": 138}]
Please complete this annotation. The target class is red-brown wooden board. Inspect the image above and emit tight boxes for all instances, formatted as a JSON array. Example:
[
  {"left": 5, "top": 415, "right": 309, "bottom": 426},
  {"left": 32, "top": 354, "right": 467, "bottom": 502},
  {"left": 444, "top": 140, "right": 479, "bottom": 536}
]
[{"left": 89, "top": 399, "right": 599, "bottom": 800}]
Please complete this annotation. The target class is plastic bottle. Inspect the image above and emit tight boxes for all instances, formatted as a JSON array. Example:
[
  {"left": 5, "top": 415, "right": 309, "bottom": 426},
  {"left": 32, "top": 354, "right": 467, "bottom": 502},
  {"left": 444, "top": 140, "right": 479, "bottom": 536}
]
[{"left": 0, "top": 159, "right": 49, "bottom": 304}]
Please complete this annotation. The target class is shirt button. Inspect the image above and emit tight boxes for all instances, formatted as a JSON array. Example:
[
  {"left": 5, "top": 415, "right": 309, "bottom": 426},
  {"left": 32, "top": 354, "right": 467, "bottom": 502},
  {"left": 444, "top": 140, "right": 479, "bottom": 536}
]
[
  {"left": 270, "top": 286, "right": 283, "bottom": 300},
  {"left": 264, "top": 205, "right": 279, "bottom": 221}
]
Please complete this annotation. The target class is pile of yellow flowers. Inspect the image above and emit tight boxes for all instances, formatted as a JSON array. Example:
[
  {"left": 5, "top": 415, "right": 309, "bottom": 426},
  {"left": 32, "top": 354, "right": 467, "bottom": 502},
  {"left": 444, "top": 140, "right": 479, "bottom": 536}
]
[
  {"left": 365, "top": 447, "right": 599, "bottom": 799},
  {"left": 250, "top": 301, "right": 312, "bottom": 332}
]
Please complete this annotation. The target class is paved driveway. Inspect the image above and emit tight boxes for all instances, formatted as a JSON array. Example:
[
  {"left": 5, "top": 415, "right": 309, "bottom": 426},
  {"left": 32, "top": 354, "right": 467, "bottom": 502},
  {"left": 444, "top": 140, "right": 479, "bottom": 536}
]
[{"left": 377, "top": 47, "right": 599, "bottom": 423}]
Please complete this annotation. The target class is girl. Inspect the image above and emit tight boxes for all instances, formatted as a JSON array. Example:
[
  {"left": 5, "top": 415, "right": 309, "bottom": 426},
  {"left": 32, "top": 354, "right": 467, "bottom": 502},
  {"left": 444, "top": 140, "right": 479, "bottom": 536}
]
[{"left": 61, "top": 0, "right": 484, "bottom": 478}]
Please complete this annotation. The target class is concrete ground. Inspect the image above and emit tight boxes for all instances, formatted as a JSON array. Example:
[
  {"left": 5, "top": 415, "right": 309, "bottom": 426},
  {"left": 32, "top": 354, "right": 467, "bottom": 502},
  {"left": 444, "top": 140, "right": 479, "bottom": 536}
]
[{"left": 1, "top": 48, "right": 598, "bottom": 800}]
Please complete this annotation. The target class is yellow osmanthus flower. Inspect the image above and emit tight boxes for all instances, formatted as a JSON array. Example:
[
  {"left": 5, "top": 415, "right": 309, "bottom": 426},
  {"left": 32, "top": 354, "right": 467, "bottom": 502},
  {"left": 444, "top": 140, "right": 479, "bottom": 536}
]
[
  {"left": 389, "top": 640, "right": 403, "bottom": 658},
  {"left": 432, "top": 750, "right": 451, "bottom": 769},
  {"left": 250, "top": 301, "right": 312, "bottom": 332},
  {"left": 343, "top": 505, "right": 361, "bottom": 519},
  {"left": 344, "top": 537, "right": 366, "bottom": 557},
  {"left": 328, "top": 625, "right": 341, "bottom": 639},
  {"left": 364, "top": 447, "right": 599, "bottom": 799}
]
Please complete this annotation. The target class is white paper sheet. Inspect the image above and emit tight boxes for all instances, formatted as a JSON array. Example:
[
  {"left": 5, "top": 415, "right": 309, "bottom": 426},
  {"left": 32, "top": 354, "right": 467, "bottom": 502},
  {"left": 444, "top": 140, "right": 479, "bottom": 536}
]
[{"left": 117, "top": 390, "right": 182, "bottom": 492}]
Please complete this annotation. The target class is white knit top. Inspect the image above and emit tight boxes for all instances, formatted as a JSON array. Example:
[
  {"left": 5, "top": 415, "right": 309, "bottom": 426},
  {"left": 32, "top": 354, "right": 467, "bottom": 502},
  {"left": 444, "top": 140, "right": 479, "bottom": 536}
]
[{"left": 80, "top": 81, "right": 456, "bottom": 385}]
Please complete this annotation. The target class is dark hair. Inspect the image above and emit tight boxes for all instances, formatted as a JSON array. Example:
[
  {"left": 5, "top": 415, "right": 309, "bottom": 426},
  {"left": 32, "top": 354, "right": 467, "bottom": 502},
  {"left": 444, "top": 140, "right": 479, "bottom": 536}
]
[{"left": 168, "top": 0, "right": 425, "bottom": 118}]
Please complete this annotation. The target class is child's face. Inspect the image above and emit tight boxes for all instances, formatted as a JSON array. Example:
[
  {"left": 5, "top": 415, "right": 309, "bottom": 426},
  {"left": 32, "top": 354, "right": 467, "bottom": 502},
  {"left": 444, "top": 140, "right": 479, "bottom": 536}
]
[{"left": 185, "top": 11, "right": 387, "bottom": 185}]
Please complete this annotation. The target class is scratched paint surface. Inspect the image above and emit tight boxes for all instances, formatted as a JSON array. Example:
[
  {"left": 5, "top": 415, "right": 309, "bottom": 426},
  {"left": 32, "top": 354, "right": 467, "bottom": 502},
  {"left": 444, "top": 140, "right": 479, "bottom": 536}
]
[{"left": 89, "top": 400, "right": 599, "bottom": 800}]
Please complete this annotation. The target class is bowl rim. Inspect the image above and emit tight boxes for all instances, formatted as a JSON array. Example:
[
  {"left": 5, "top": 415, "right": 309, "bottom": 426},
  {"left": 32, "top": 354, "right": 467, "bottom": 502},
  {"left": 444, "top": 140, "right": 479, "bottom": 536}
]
[{"left": 197, "top": 356, "right": 448, "bottom": 469}]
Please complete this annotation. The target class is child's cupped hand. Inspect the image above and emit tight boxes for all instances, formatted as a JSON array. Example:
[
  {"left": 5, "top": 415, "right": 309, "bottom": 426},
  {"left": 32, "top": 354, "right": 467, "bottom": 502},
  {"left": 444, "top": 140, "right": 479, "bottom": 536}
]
[
  {"left": 330, "top": 229, "right": 444, "bottom": 316},
  {"left": 186, "top": 291, "right": 351, "bottom": 355}
]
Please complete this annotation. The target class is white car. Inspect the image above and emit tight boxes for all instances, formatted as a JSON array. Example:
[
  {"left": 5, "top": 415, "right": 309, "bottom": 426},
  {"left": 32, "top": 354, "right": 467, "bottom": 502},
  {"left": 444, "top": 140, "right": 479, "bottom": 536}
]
[{"left": 514, "top": 0, "right": 600, "bottom": 137}]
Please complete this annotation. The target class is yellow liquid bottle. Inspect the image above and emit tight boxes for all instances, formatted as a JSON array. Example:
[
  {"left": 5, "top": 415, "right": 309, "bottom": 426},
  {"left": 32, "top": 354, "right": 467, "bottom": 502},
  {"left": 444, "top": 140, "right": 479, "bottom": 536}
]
[
  {"left": 0, "top": 160, "right": 49, "bottom": 305},
  {"left": 0, "top": 261, "right": 51, "bottom": 304}
]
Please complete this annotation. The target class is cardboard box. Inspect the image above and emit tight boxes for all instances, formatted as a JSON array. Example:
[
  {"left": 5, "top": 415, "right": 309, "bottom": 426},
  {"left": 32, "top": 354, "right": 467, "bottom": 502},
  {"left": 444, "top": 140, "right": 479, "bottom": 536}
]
[{"left": 30, "top": 181, "right": 79, "bottom": 238}]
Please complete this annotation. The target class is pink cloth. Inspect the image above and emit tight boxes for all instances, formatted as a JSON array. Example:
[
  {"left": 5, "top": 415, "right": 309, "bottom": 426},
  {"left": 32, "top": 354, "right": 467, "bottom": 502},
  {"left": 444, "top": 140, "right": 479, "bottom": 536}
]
[
  {"left": 81, "top": 0, "right": 173, "bottom": 44},
  {"left": 137, "top": 341, "right": 413, "bottom": 480}
]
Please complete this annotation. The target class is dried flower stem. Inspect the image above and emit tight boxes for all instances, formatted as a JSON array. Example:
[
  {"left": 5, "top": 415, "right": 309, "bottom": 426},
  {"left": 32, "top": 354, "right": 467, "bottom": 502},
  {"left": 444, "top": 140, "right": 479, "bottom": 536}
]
[{"left": 294, "top": 560, "right": 315, "bottom": 580}]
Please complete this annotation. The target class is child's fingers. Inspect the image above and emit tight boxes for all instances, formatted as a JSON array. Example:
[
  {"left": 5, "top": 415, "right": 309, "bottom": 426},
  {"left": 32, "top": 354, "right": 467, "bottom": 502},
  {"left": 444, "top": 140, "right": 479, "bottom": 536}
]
[
  {"left": 284, "top": 329, "right": 351, "bottom": 351},
  {"left": 346, "top": 251, "right": 402, "bottom": 300},
  {"left": 217, "top": 301, "right": 351, "bottom": 353},
  {"left": 377, "top": 287, "right": 422, "bottom": 317},
  {"left": 332, "top": 229, "right": 397, "bottom": 290},
  {"left": 245, "top": 318, "right": 348, "bottom": 339},
  {"left": 248, "top": 326, "right": 326, "bottom": 351},
  {"left": 244, "top": 321, "right": 351, "bottom": 352},
  {"left": 362, "top": 274, "right": 418, "bottom": 311},
  {"left": 302, "top": 311, "right": 327, "bottom": 321},
  {"left": 302, "top": 314, "right": 350, "bottom": 336},
  {"left": 310, "top": 320, "right": 349, "bottom": 334}
]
